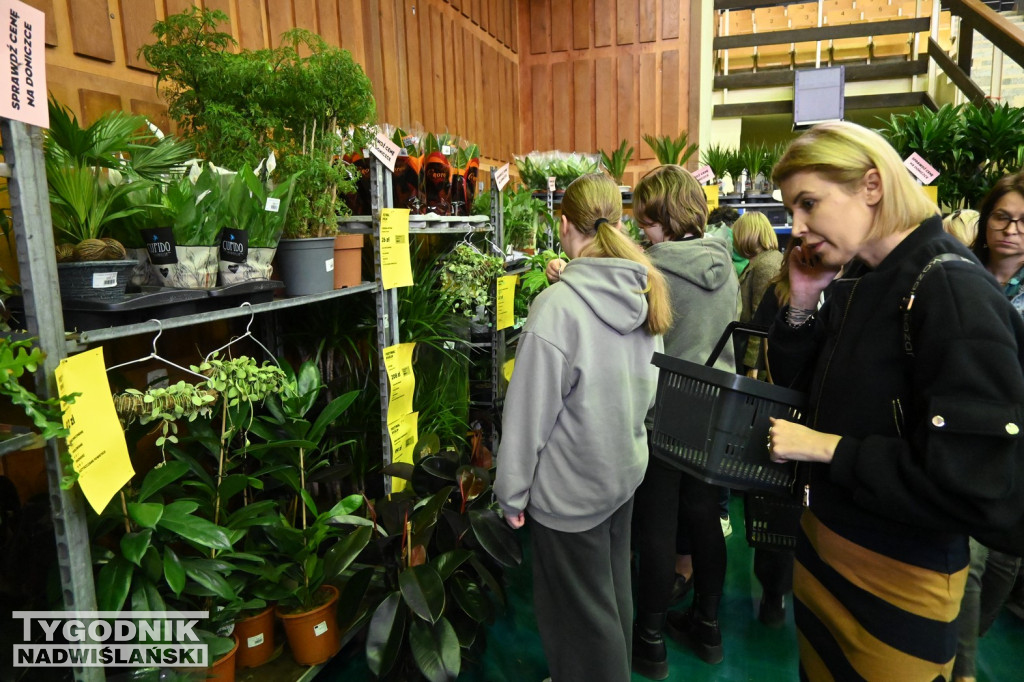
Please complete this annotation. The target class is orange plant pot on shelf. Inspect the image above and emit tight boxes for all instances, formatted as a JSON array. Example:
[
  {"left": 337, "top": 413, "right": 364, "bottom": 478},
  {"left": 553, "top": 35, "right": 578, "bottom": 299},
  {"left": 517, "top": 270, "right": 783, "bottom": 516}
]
[
  {"left": 333, "top": 234, "right": 364, "bottom": 289},
  {"left": 206, "top": 634, "right": 239, "bottom": 682},
  {"left": 233, "top": 606, "right": 276, "bottom": 669},
  {"left": 276, "top": 585, "right": 342, "bottom": 666}
]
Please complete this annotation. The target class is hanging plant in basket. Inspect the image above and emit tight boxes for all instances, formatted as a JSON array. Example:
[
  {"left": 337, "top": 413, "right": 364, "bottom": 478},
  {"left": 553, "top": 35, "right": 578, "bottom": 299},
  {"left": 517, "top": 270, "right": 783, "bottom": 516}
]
[{"left": 438, "top": 243, "right": 504, "bottom": 321}]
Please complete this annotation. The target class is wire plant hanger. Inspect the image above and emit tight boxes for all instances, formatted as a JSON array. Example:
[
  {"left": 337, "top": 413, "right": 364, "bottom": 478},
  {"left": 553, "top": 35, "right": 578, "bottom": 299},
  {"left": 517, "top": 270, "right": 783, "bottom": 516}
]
[{"left": 106, "top": 318, "right": 208, "bottom": 381}]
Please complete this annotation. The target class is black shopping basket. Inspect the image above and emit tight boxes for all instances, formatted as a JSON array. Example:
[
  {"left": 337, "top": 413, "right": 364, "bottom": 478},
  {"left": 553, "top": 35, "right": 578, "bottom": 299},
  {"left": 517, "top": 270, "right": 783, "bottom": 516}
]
[
  {"left": 650, "top": 322, "right": 806, "bottom": 494},
  {"left": 744, "top": 491, "right": 803, "bottom": 550}
]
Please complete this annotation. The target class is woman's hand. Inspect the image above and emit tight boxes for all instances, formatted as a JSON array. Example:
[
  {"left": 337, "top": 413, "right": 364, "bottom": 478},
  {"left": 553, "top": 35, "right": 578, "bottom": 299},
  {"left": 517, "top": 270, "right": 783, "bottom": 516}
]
[
  {"left": 545, "top": 258, "right": 567, "bottom": 284},
  {"left": 787, "top": 243, "right": 841, "bottom": 309},
  {"left": 504, "top": 511, "right": 526, "bottom": 529},
  {"left": 768, "top": 417, "right": 841, "bottom": 464}
]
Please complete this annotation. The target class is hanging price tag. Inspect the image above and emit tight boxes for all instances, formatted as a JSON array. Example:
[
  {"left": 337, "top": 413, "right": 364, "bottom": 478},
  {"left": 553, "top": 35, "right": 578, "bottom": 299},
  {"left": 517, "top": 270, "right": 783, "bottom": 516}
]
[
  {"left": 368, "top": 132, "right": 401, "bottom": 172},
  {"left": 383, "top": 342, "right": 416, "bottom": 418},
  {"left": 691, "top": 165, "right": 715, "bottom": 185},
  {"left": 388, "top": 412, "right": 419, "bottom": 493},
  {"left": 379, "top": 209, "right": 413, "bottom": 289},
  {"left": 495, "top": 274, "right": 518, "bottom": 331},
  {"left": 904, "top": 153, "right": 940, "bottom": 185},
  {"left": 703, "top": 185, "right": 719, "bottom": 211},
  {"left": 494, "top": 163, "right": 511, "bottom": 192}
]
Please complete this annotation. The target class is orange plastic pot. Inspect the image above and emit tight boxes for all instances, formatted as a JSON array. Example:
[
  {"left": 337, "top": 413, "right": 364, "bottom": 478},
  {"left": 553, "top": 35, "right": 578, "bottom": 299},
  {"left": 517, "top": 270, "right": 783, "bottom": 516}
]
[
  {"left": 233, "top": 606, "right": 275, "bottom": 669},
  {"left": 276, "top": 585, "right": 341, "bottom": 666},
  {"left": 206, "top": 635, "right": 238, "bottom": 682},
  {"left": 333, "top": 234, "right": 364, "bottom": 289}
]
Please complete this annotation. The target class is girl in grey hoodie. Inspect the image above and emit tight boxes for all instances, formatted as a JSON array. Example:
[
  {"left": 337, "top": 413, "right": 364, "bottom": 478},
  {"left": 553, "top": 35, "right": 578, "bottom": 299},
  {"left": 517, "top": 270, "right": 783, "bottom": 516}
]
[{"left": 496, "top": 173, "right": 671, "bottom": 682}]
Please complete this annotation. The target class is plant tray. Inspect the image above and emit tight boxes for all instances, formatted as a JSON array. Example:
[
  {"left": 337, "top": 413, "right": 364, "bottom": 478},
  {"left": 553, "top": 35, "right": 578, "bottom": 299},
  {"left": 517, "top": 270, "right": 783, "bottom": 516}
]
[
  {"left": 650, "top": 323, "right": 806, "bottom": 493},
  {"left": 744, "top": 491, "right": 803, "bottom": 550}
]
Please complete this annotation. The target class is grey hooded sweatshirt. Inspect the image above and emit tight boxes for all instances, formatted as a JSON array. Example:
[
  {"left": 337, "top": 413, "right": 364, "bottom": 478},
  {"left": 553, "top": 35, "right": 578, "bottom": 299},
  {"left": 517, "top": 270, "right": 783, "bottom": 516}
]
[
  {"left": 495, "top": 257, "right": 663, "bottom": 533},
  {"left": 646, "top": 235, "right": 740, "bottom": 371}
]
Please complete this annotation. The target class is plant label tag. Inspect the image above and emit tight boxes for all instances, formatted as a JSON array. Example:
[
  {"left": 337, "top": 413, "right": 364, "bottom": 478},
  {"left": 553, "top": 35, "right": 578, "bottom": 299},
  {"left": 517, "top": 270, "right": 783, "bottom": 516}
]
[
  {"left": 904, "top": 153, "right": 940, "bottom": 184},
  {"left": 442, "top": 144, "right": 452, "bottom": 156},
  {"left": 547, "top": 176, "right": 557, "bottom": 192},
  {"left": 691, "top": 165, "right": 715, "bottom": 185},
  {"left": 265, "top": 197, "right": 281, "bottom": 212},
  {"left": 246, "top": 633, "right": 264, "bottom": 648},
  {"left": 326, "top": 258, "right": 335, "bottom": 272},
  {"left": 140, "top": 227, "right": 179, "bottom": 265},
  {"left": 92, "top": 272, "right": 118, "bottom": 289},
  {"left": 313, "top": 621, "right": 328, "bottom": 637},
  {"left": 369, "top": 132, "right": 400, "bottom": 172},
  {"left": 494, "top": 163, "right": 511, "bottom": 192},
  {"left": 443, "top": 341, "right": 455, "bottom": 350},
  {"left": 219, "top": 228, "right": 249, "bottom": 263}
]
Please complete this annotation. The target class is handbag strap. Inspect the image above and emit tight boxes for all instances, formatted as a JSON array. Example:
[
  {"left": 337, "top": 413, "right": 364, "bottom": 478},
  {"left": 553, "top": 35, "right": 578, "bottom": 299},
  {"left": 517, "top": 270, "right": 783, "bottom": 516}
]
[{"left": 901, "top": 253, "right": 974, "bottom": 357}]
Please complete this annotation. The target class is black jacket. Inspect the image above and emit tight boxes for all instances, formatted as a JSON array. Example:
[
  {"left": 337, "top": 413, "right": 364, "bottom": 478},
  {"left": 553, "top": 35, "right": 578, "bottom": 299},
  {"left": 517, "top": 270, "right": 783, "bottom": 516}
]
[{"left": 768, "top": 217, "right": 1024, "bottom": 550}]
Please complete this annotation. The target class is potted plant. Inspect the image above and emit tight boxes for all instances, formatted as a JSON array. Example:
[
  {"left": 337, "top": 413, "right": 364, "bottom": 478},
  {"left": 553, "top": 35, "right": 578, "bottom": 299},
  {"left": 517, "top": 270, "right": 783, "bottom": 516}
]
[
  {"left": 642, "top": 131, "right": 699, "bottom": 167},
  {"left": 44, "top": 97, "right": 195, "bottom": 301},
  {"left": 599, "top": 139, "right": 635, "bottom": 188},
  {"left": 438, "top": 243, "right": 505, "bottom": 336},
  {"left": 501, "top": 186, "right": 555, "bottom": 253},
  {"left": 142, "top": 8, "right": 377, "bottom": 297},
  {"left": 217, "top": 162, "right": 300, "bottom": 285},
  {"left": 700, "top": 143, "right": 734, "bottom": 188}
]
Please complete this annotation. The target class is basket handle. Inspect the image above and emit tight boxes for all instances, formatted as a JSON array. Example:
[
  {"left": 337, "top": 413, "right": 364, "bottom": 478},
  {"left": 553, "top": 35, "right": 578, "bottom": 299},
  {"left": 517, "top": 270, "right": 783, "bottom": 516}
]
[{"left": 705, "top": 321, "right": 771, "bottom": 367}]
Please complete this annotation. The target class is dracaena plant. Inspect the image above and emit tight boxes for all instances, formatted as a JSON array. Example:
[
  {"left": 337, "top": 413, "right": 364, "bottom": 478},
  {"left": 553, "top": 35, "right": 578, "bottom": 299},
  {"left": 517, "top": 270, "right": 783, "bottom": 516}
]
[
  {"left": 643, "top": 131, "right": 699, "bottom": 166},
  {"left": 599, "top": 139, "right": 634, "bottom": 185}
]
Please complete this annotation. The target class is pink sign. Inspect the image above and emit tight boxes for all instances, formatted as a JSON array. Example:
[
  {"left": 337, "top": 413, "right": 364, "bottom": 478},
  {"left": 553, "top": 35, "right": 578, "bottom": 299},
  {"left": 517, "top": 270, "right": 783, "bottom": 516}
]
[
  {"left": 903, "top": 152, "right": 940, "bottom": 185},
  {"left": 691, "top": 165, "right": 715, "bottom": 185},
  {"left": 0, "top": 0, "right": 47, "bottom": 128}
]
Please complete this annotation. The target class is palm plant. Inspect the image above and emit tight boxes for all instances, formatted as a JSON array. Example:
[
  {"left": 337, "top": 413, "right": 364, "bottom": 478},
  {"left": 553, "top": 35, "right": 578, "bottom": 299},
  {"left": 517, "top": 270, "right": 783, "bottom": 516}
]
[
  {"left": 642, "top": 131, "right": 699, "bottom": 166},
  {"left": 700, "top": 144, "right": 734, "bottom": 184},
  {"left": 599, "top": 139, "right": 634, "bottom": 185}
]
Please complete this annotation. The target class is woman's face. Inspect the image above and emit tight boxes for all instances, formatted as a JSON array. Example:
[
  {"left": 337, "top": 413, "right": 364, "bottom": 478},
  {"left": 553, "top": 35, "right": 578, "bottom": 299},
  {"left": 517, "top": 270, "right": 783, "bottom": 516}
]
[
  {"left": 779, "top": 170, "right": 880, "bottom": 268},
  {"left": 985, "top": 191, "right": 1024, "bottom": 264}
]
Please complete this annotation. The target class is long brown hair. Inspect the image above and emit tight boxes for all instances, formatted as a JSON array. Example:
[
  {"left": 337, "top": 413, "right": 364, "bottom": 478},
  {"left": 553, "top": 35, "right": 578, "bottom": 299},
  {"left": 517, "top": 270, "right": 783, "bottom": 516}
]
[{"left": 561, "top": 174, "right": 673, "bottom": 335}]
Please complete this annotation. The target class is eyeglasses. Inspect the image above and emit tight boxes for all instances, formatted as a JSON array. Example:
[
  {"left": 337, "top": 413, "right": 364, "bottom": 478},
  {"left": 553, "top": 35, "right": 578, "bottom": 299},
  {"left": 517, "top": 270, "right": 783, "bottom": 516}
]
[{"left": 989, "top": 211, "right": 1024, "bottom": 231}]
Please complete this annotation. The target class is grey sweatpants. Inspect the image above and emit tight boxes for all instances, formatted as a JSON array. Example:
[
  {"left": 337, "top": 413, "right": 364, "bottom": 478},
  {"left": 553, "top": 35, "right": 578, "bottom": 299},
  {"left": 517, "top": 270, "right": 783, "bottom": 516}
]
[{"left": 530, "top": 497, "right": 634, "bottom": 682}]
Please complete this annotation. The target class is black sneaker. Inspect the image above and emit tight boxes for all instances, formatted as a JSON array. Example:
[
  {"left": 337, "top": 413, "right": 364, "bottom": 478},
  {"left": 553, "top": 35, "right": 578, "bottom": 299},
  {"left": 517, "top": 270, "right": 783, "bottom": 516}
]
[{"left": 758, "top": 593, "right": 786, "bottom": 628}]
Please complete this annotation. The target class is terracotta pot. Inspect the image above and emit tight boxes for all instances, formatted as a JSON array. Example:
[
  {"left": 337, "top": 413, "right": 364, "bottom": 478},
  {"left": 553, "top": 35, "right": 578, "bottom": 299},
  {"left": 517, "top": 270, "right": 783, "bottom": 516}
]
[
  {"left": 233, "top": 606, "right": 275, "bottom": 669},
  {"left": 276, "top": 585, "right": 341, "bottom": 666},
  {"left": 206, "top": 634, "right": 239, "bottom": 682},
  {"left": 333, "top": 234, "right": 364, "bottom": 289}
]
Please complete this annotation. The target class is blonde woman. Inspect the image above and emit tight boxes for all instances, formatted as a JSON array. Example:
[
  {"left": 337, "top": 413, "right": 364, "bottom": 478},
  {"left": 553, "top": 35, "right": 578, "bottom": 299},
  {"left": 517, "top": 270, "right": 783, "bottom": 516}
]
[
  {"left": 766, "top": 122, "right": 1024, "bottom": 680},
  {"left": 496, "top": 173, "right": 670, "bottom": 682},
  {"left": 732, "top": 211, "right": 783, "bottom": 374}
]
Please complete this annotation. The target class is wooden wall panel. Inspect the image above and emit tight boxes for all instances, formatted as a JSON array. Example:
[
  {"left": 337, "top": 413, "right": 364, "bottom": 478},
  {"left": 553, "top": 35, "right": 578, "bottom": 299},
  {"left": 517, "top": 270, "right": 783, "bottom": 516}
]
[
  {"left": 266, "top": 2, "right": 294, "bottom": 46},
  {"left": 639, "top": 0, "right": 656, "bottom": 43},
  {"left": 531, "top": 63, "right": 551, "bottom": 151},
  {"left": 529, "top": 0, "right": 547, "bottom": 55},
  {"left": 69, "top": 0, "right": 116, "bottom": 61},
  {"left": 572, "top": 60, "right": 593, "bottom": 152},
  {"left": 236, "top": 0, "right": 265, "bottom": 49},
  {"left": 294, "top": 0, "right": 318, "bottom": 33},
  {"left": 164, "top": 0, "right": 194, "bottom": 18},
  {"left": 120, "top": 0, "right": 159, "bottom": 71},
  {"left": 130, "top": 98, "right": 170, "bottom": 132},
  {"left": 594, "top": 0, "right": 612, "bottom": 48},
  {"left": 572, "top": 0, "right": 590, "bottom": 50},
  {"left": 22, "top": 0, "right": 58, "bottom": 46},
  {"left": 80, "top": 89, "right": 123, "bottom": 124},
  {"left": 551, "top": 1, "right": 569, "bottom": 52},
  {"left": 404, "top": 0, "right": 423, "bottom": 127},
  {"left": 205, "top": 0, "right": 233, "bottom": 18},
  {"left": 379, "top": 0, "right": 402, "bottom": 126},
  {"left": 429, "top": 5, "right": 445, "bottom": 132},
  {"left": 594, "top": 57, "right": 616, "bottom": 152},
  {"left": 317, "top": 0, "right": 340, "bottom": 45},
  {"left": 520, "top": 0, "right": 699, "bottom": 174}
]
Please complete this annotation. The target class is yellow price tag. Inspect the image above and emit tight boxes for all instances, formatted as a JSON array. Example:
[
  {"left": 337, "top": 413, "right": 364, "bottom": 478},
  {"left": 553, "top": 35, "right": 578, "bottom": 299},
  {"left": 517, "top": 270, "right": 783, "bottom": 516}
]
[
  {"left": 388, "top": 411, "right": 418, "bottom": 493},
  {"left": 54, "top": 348, "right": 135, "bottom": 514},
  {"left": 503, "top": 358, "right": 515, "bottom": 383},
  {"left": 495, "top": 274, "right": 518, "bottom": 331},
  {"left": 703, "top": 185, "right": 719, "bottom": 211},
  {"left": 380, "top": 209, "right": 413, "bottom": 289},
  {"left": 383, "top": 342, "right": 416, "bottom": 419},
  {"left": 922, "top": 185, "right": 939, "bottom": 205}
]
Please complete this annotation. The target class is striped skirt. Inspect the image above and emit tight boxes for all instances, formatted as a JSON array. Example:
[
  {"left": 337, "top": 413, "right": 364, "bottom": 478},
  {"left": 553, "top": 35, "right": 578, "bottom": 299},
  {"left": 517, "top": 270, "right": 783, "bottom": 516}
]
[{"left": 794, "top": 510, "right": 969, "bottom": 681}]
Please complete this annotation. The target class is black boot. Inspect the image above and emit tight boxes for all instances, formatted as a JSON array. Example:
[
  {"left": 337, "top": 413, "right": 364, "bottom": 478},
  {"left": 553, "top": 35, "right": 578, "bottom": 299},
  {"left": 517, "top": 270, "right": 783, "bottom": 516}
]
[
  {"left": 631, "top": 611, "right": 669, "bottom": 680},
  {"left": 666, "top": 593, "right": 724, "bottom": 665},
  {"left": 758, "top": 591, "right": 786, "bottom": 628}
]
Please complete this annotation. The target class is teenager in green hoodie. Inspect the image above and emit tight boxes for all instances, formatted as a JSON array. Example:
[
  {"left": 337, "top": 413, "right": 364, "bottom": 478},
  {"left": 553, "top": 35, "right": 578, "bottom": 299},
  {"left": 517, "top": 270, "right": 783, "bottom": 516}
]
[{"left": 496, "top": 173, "right": 671, "bottom": 682}]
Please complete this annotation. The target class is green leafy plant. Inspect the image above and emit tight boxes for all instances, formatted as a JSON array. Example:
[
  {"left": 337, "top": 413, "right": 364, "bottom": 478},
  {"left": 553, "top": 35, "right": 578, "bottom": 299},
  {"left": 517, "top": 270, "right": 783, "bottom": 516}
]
[
  {"left": 141, "top": 7, "right": 377, "bottom": 239},
  {"left": 643, "top": 131, "right": 699, "bottom": 166},
  {"left": 701, "top": 143, "right": 734, "bottom": 183},
  {"left": 599, "top": 139, "right": 634, "bottom": 185},
  {"left": 220, "top": 163, "right": 302, "bottom": 248},
  {"left": 359, "top": 437, "right": 523, "bottom": 680},
  {"left": 514, "top": 152, "right": 600, "bottom": 191},
  {"left": 439, "top": 243, "right": 505, "bottom": 320},
  {"left": 502, "top": 186, "right": 555, "bottom": 252}
]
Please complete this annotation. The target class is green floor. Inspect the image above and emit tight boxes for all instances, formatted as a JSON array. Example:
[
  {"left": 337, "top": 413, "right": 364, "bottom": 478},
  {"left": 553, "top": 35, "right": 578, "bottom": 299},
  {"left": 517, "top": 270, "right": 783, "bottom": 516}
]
[{"left": 321, "top": 496, "right": 1024, "bottom": 681}]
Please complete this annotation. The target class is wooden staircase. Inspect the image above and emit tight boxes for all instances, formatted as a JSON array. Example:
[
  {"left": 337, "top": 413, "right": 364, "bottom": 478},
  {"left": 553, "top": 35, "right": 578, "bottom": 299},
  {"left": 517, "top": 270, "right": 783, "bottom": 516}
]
[{"left": 969, "top": 10, "right": 1024, "bottom": 106}]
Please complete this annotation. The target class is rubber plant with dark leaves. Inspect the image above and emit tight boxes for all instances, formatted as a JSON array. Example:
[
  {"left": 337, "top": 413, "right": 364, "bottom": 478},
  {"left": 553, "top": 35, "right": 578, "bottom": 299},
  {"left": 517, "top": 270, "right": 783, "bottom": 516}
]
[{"left": 352, "top": 434, "right": 522, "bottom": 681}]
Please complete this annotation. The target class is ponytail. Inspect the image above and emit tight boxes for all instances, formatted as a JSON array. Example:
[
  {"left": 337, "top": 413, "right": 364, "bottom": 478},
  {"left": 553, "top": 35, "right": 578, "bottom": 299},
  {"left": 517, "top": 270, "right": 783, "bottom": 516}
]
[{"left": 563, "top": 174, "right": 674, "bottom": 335}]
